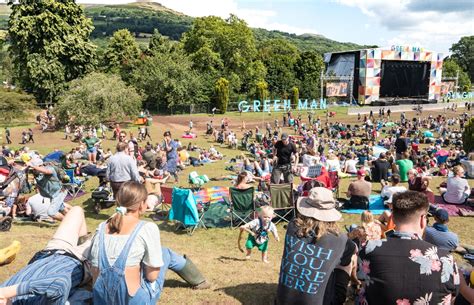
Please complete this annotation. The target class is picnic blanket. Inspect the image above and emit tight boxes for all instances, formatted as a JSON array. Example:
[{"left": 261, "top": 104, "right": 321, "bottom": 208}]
[
  {"left": 433, "top": 195, "right": 474, "bottom": 216},
  {"left": 341, "top": 195, "right": 388, "bottom": 215},
  {"left": 193, "top": 186, "right": 230, "bottom": 204}
]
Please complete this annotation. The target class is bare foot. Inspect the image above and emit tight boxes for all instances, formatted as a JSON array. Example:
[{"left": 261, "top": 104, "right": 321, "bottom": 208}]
[
  {"left": 263, "top": 259, "right": 269, "bottom": 264},
  {"left": 245, "top": 255, "right": 251, "bottom": 260}
]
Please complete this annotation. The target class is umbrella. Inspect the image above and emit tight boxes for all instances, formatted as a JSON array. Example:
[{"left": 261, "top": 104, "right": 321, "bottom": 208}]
[{"left": 372, "top": 146, "right": 388, "bottom": 158}]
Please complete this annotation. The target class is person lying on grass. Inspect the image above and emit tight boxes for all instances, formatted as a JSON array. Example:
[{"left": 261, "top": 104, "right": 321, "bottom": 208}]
[{"left": 238, "top": 205, "right": 280, "bottom": 263}]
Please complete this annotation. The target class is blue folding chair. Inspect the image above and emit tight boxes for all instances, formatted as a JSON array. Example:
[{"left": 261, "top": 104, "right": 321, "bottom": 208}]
[
  {"left": 63, "top": 168, "right": 86, "bottom": 199},
  {"left": 168, "top": 188, "right": 207, "bottom": 235}
]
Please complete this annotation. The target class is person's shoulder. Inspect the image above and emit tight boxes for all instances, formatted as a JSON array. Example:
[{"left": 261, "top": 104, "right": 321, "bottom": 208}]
[{"left": 140, "top": 221, "right": 160, "bottom": 235}]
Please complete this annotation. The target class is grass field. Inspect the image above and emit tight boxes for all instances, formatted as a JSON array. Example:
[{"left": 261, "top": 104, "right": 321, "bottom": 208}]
[{"left": 0, "top": 108, "right": 473, "bottom": 305}]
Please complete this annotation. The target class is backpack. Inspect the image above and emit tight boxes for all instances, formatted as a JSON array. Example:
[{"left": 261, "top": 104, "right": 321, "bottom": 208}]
[{"left": 255, "top": 217, "right": 271, "bottom": 245}]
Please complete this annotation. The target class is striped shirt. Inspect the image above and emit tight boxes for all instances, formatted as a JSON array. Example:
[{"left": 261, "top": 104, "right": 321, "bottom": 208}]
[
  {"left": 424, "top": 225, "right": 459, "bottom": 251},
  {"left": 1, "top": 252, "right": 83, "bottom": 305}
]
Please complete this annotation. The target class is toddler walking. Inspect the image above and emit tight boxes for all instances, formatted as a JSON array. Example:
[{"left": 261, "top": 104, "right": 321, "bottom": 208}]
[{"left": 238, "top": 206, "right": 279, "bottom": 263}]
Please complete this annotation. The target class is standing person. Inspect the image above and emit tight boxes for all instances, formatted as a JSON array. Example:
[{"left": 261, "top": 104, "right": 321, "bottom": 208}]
[
  {"left": 387, "top": 108, "right": 391, "bottom": 119},
  {"left": 27, "top": 157, "right": 67, "bottom": 221},
  {"left": 189, "top": 120, "right": 193, "bottom": 133},
  {"left": 276, "top": 187, "right": 356, "bottom": 305},
  {"left": 357, "top": 191, "right": 459, "bottom": 304},
  {"left": 27, "top": 128, "right": 34, "bottom": 144},
  {"left": 4, "top": 127, "right": 11, "bottom": 144},
  {"left": 89, "top": 182, "right": 210, "bottom": 305},
  {"left": 271, "top": 133, "right": 298, "bottom": 184},
  {"left": 113, "top": 124, "right": 121, "bottom": 141},
  {"left": 163, "top": 131, "right": 179, "bottom": 183},
  {"left": 99, "top": 123, "right": 107, "bottom": 139},
  {"left": 106, "top": 142, "right": 140, "bottom": 198},
  {"left": 82, "top": 131, "right": 101, "bottom": 164},
  {"left": 371, "top": 153, "right": 390, "bottom": 182},
  {"left": 394, "top": 129, "right": 409, "bottom": 160}
]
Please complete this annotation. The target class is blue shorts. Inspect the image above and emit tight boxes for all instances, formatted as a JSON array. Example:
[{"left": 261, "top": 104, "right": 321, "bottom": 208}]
[{"left": 88, "top": 147, "right": 97, "bottom": 154}]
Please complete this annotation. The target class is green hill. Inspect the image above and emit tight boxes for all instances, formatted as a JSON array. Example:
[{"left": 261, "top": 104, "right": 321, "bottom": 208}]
[{"left": 0, "top": 2, "right": 374, "bottom": 53}]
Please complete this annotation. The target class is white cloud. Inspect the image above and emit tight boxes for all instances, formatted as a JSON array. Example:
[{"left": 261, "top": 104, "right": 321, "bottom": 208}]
[{"left": 334, "top": 0, "right": 474, "bottom": 53}]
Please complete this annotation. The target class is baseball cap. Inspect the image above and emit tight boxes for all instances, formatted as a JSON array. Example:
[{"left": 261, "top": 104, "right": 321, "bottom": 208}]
[
  {"left": 357, "top": 169, "right": 366, "bottom": 176},
  {"left": 281, "top": 133, "right": 289, "bottom": 140},
  {"left": 434, "top": 208, "right": 449, "bottom": 222}
]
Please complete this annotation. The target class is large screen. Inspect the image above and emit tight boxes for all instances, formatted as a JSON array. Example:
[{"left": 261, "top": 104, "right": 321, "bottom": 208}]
[{"left": 380, "top": 60, "right": 430, "bottom": 99}]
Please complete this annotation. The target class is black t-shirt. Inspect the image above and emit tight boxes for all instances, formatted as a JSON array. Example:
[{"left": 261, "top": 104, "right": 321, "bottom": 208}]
[
  {"left": 395, "top": 137, "right": 408, "bottom": 154},
  {"left": 276, "top": 220, "right": 354, "bottom": 305},
  {"left": 274, "top": 141, "right": 296, "bottom": 166},
  {"left": 372, "top": 159, "right": 390, "bottom": 182}
]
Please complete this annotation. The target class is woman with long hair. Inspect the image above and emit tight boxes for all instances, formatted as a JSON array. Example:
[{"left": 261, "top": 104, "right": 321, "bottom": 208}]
[
  {"left": 276, "top": 187, "right": 356, "bottom": 305},
  {"left": 90, "top": 181, "right": 209, "bottom": 305}
]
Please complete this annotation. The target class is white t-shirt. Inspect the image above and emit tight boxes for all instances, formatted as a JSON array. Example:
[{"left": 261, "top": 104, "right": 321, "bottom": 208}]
[
  {"left": 444, "top": 176, "right": 470, "bottom": 204},
  {"left": 326, "top": 159, "right": 341, "bottom": 172},
  {"left": 89, "top": 221, "right": 164, "bottom": 268},
  {"left": 302, "top": 154, "right": 319, "bottom": 167},
  {"left": 245, "top": 218, "right": 277, "bottom": 236},
  {"left": 381, "top": 185, "right": 407, "bottom": 203},
  {"left": 345, "top": 159, "right": 358, "bottom": 173},
  {"left": 27, "top": 193, "right": 51, "bottom": 219}
]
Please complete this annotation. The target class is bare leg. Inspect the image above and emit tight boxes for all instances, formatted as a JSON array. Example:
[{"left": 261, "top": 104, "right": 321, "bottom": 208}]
[
  {"left": 245, "top": 249, "right": 251, "bottom": 260},
  {"left": 262, "top": 251, "right": 269, "bottom": 263},
  {"left": 45, "top": 206, "right": 87, "bottom": 249}
]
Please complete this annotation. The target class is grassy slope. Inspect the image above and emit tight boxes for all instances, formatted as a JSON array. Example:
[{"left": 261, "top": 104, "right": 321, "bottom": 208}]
[{"left": 0, "top": 109, "right": 473, "bottom": 304}]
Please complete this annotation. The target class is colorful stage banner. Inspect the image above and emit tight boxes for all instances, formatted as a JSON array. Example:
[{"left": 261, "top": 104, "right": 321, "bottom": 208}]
[{"left": 326, "top": 82, "right": 348, "bottom": 97}]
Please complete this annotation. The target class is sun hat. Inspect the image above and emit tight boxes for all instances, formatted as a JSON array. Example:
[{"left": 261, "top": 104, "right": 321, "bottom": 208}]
[{"left": 296, "top": 187, "right": 341, "bottom": 222}]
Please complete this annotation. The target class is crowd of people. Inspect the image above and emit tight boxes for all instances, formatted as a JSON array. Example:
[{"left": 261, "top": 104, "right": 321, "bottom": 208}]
[{"left": 1, "top": 104, "right": 473, "bottom": 304}]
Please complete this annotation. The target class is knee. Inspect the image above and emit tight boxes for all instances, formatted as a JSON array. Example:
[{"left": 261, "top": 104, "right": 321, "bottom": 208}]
[{"left": 47, "top": 277, "right": 71, "bottom": 299}]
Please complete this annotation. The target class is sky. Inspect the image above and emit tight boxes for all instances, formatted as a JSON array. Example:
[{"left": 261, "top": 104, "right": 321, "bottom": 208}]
[{"left": 77, "top": 0, "right": 473, "bottom": 54}]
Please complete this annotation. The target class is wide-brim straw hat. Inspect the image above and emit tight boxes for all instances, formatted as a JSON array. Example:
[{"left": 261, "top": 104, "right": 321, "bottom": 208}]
[{"left": 296, "top": 187, "right": 341, "bottom": 222}]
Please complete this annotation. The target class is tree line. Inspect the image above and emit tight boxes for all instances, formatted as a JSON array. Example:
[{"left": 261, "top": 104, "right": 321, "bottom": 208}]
[{"left": 0, "top": 1, "right": 471, "bottom": 126}]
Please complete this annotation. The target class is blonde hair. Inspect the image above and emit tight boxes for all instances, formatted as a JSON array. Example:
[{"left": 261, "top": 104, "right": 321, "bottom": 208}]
[
  {"left": 361, "top": 210, "right": 374, "bottom": 226},
  {"left": 258, "top": 205, "right": 274, "bottom": 218},
  {"left": 108, "top": 181, "right": 148, "bottom": 234},
  {"left": 453, "top": 165, "right": 464, "bottom": 176},
  {"left": 294, "top": 215, "right": 339, "bottom": 241}
]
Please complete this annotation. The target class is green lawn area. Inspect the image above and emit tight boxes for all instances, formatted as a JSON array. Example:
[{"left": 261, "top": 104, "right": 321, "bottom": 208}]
[{"left": 1, "top": 109, "right": 473, "bottom": 304}]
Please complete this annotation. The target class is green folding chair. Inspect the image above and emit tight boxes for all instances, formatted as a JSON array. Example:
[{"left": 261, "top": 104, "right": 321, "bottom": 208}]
[
  {"left": 269, "top": 183, "right": 295, "bottom": 224},
  {"left": 228, "top": 187, "right": 255, "bottom": 228}
]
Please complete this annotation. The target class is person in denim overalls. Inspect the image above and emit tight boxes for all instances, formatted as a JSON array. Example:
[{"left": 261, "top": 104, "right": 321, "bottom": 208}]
[{"left": 91, "top": 182, "right": 210, "bottom": 305}]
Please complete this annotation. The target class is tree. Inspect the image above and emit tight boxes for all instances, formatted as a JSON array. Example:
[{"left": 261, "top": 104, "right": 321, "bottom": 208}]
[
  {"left": 291, "top": 86, "right": 299, "bottom": 106},
  {"left": 103, "top": 29, "right": 141, "bottom": 75},
  {"left": 259, "top": 38, "right": 300, "bottom": 96},
  {"left": 147, "top": 29, "right": 177, "bottom": 55},
  {"left": 55, "top": 72, "right": 142, "bottom": 126},
  {"left": 295, "top": 51, "right": 324, "bottom": 98},
  {"left": 443, "top": 59, "right": 471, "bottom": 92},
  {"left": 182, "top": 15, "right": 265, "bottom": 96},
  {"left": 462, "top": 117, "right": 474, "bottom": 153},
  {"left": 0, "top": 88, "right": 36, "bottom": 123},
  {"left": 256, "top": 80, "right": 269, "bottom": 101},
  {"left": 215, "top": 77, "right": 229, "bottom": 114},
  {"left": 130, "top": 51, "right": 206, "bottom": 111},
  {"left": 450, "top": 36, "right": 474, "bottom": 82},
  {"left": 8, "top": 0, "right": 96, "bottom": 103}
]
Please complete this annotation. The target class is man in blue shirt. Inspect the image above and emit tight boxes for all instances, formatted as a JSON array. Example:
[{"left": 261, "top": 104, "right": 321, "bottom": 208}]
[{"left": 424, "top": 208, "right": 461, "bottom": 252}]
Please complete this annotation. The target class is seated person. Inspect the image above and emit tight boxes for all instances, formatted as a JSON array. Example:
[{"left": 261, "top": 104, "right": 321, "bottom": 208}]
[
  {"left": 407, "top": 169, "right": 433, "bottom": 193},
  {"left": 424, "top": 208, "right": 463, "bottom": 252},
  {"left": 439, "top": 165, "right": 471, "bottom": 205},
  {"left": 346, "top": 169, "right": 372, "bottom": 209},
  {"left": 380, "top": 174, "right": 407, "bottom": 204},
  {"left": 0, "top": 206, "right": 91, "bottom": 304},
  {"left": 395, "top": 152, "right": 413, "bottom": 182},
  {"left": 89, "top": 182, "right": 210, "bottom": 304},
  {"left": 460, "top": 152, "right": 474, "bottom": 178},
  {"left": 371, "top": 153, "right": 390, "bottom": 182}
]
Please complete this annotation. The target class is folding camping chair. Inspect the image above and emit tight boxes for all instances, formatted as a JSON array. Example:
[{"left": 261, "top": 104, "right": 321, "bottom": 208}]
[
  {"left": 228, "top": 187, "right": 255, "bottom": 228},
  {"left": 269, "top": 183, "right": 295, "bottom": 224},
  {"left": 63, "top": 169, "right": 86, "bottom": 199},
  {"left": 168, "top": 188, "right": 207, "bottom": 235}
]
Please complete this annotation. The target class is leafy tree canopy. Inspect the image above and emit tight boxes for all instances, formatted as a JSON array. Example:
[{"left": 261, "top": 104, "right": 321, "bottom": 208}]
[
  {"left": 443, "top": 58, "right": 471, "bottom": 92},
  {"left": 295, "top": 50, "right": 324, "bottom": 98},
  {"left": 449, "top": 36, "right": 473, "bottom": 82},
  {"left": 55, "top": 72, "right": 142, "bottom": 126},
  {"left": 0, "top": 88, "right": 36, "bottom": 123},
  {"left": 103, "top": 29, "right": 141, "bottom": 75},
  {"left": 8, "top": 0, "right": 96, "bottom": 103},
  {"left": 130, "top": 50, "right": 206, "bottom": 111}
]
